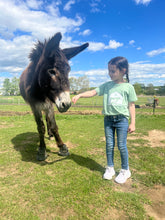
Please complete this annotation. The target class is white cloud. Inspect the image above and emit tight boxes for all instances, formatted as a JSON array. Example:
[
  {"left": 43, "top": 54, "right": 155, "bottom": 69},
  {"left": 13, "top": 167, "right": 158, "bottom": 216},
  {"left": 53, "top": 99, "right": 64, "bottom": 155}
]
[
  {"left": 129, "top": 40, "right": 135, "bottom": 45},
  {"left": 129, "top": 62, "right": 165, "bottom": 85},
  {"left": 0, "top": 0, "right": 84, "bottom": 40},
  {"left": 0, "top": 0, "right": 85, "bottom": 77},
  {"left": 106, "top": 40, "right": 123, "bottom": 49},
  {"left": 79, "top": 29, "right": 92, "bottom": 36},
  {"left": 0, "top": 36, "right": 33, "bottom": 71},
  {"left": 70, "top": 62, "right": 165, "bottom": 87},
  {"left": 64, "top": 0, "right": 75, "bottom": 11},
  {"left": 129, "top": 40, "right": 142, "bottom": 50},
  {"left": 90, "top": 0, "right": 102, "bottom": 13},
  {"left": 146, "top": 48, "right": 165, "bottom": 57},
  {"left": 88, "top": 42, "right": 105, "bottom": 51},
  {"left": 134, "top": 0, "right": 152, "bottom": 5},
  {"left": 130, "top": 62, "right": 165, "bottom": 75},
  {"left": 88, "top": 39, "right": 123, "bottom": 51},
  {"left": 26, "top": 0, "right": 43, "bottom": 9},
  {"left": 70, "top": 69, "right": 109, "bottom": 87}
]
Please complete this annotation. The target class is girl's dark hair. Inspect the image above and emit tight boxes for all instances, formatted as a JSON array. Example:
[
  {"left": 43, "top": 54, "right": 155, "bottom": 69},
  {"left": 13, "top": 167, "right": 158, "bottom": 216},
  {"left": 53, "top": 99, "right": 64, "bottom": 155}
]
[{"left": 108, "top": 56, "right": 129, "bottom": 82}]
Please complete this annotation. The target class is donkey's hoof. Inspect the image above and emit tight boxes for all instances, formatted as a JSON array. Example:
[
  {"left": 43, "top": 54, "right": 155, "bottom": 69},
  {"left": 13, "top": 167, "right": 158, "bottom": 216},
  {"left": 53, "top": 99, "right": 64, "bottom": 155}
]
[
  {"left": 58, "top": 144, "right": 70, "bottom": 156},
  {"left": 37, "top": 152, "right": 48, "bottom": 161}
]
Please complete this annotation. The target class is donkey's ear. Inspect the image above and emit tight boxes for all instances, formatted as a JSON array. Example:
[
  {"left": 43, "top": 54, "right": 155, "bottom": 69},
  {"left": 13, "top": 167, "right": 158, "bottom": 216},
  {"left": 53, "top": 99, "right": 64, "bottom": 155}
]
[
  {"left": 62, "top": 43, "right": 89, "bottom": 60},
  {"left": 44, "top": 32, "right": 62, "bottom": 57}
]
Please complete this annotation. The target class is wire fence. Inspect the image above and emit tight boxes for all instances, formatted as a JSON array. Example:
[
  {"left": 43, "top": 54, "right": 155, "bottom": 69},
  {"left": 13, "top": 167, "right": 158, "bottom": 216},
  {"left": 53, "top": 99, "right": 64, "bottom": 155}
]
[{"left": 0, "top": 95, "right": 165, "bottom": 108}]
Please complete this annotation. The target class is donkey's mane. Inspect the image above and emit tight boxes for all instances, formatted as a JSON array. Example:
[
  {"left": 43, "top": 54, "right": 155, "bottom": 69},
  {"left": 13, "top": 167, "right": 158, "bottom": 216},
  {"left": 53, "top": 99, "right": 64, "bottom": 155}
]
[{"left": 29, "top": 41, "right": 45, "bottom": 63}]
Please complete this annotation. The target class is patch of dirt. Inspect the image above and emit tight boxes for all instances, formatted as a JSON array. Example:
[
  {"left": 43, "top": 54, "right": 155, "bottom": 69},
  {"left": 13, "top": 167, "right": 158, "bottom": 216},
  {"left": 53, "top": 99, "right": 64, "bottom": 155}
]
[
  {"left": 48, "top": 141, "right": 78, "bottom": 150},
  {"left": 0, "top": 165, "right": 20, "bottom": 178},
  {"left": 0, "top": 111, "right": 32, "bottom": 116},
  {"left": 57, "top": 110, "right": 102, "bottom": 115},
  {"left": 65, "top": 141, "right": 78, "bottom": 149},
  {"left": 88, "top": 147, "right": 104, "bottom": 156},
  {"left": 0, "top": 110, "right": 102, "bottom": 116},
  {"left": 145, "top": 130, "right": 165, "bottom": 148},
  {"left": 127, "top": 132, "right": 142, "bottom": 140},
  {"left": 127, "top": 130, "right": 165, "bottom": 148},
  {"left": 39, "top": 207, "right": 76, "bottom": 220},
  {"left": 143, "top": 185, "right": 165, "bottom": 220},
  {"left": 103, "top": 207, "right": 127, "bottom": 220},
  {"left": 114, "top": 178, "right": 136, "bottom": 193},
  {"left": 114, "top": 180, "right": 165, "bottom": 219},
  {"left": 0, "top": 121, "right": 14, "bottom": 128}
]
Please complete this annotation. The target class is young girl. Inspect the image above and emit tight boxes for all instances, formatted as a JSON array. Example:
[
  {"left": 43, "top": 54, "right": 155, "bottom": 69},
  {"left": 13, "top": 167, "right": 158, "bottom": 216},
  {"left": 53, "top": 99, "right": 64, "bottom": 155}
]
[{"left": 72, "top": 56, "right": 137, "bottom": 184}]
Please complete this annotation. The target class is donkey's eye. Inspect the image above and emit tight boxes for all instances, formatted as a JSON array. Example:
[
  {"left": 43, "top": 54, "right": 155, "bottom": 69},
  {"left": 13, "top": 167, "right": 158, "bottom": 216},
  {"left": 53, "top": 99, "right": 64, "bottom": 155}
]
[{"left": 48, "top": 69, "right": 56, "bottom": 76}]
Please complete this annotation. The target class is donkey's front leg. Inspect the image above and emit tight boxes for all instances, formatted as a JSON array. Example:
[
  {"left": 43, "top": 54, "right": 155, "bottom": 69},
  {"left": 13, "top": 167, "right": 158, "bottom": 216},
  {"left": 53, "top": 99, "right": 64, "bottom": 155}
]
[
  {"left": 46, "top": 114, "right": 54, "bottom": 140},
  {"left": 45, "top": 106, "right": 69, "bottom": 156},
  {"left": 32, "top": 106, "right": 48, "bottom": 161}
]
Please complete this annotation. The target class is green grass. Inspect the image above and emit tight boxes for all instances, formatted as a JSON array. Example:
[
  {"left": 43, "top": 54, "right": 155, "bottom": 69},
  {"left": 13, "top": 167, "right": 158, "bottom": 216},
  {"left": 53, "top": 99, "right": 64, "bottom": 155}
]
[
  {"left": 0, "top": 107, "right": 165, "bottom": 219},
  {"left": 0, "top": 95, "right": 25, "bottom": 104}
]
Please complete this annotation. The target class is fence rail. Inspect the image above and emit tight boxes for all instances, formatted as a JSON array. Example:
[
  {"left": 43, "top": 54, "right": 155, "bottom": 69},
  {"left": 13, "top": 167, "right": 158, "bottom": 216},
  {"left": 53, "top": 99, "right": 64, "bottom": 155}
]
[{"left": 0, "top": 95, "right": 165, "bottom": 107}]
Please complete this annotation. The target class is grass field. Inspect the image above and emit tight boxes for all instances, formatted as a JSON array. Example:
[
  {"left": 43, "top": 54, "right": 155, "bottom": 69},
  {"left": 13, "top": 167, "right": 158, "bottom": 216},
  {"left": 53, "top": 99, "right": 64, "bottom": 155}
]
[
  {"left": 0, "top": 98, "right": 165, "bottom": 219},
  {"left": 1, "top": 95, "right": 165, "bottom": 107}
]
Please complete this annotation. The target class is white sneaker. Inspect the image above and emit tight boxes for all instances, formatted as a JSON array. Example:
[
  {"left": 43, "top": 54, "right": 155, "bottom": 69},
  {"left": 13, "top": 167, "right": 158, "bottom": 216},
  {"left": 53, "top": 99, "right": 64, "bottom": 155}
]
[
  {"left": 103, "top": 166, "right": 115, "bottom": 180},
  {"left": 115, "top": 169, "right": 131, "bottom": 184}
]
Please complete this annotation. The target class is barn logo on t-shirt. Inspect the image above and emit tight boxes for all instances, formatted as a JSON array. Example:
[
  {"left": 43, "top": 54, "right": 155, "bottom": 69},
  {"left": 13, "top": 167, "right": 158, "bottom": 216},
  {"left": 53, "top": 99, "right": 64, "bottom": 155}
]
[{"left": 109, "top": 92, "right": 123, "bottom": 105}]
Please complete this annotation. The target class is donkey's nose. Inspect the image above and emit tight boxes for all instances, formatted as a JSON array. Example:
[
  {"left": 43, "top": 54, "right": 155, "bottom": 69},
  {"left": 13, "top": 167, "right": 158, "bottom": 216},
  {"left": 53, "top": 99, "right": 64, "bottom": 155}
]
[
  {"left": 62, "top": 101, "right": 71, "bottom": 109},
  {"left": 62, "top": 102, "right": 66, "bottom": 108},
  {"left": 59, "top": 101, "right": 71, "bottom": 112}
]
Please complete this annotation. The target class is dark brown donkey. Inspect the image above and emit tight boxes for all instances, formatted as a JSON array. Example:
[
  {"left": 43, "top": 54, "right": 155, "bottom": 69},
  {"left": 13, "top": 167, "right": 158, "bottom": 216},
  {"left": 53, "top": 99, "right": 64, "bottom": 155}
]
[{"left": 19, "top": 32, "right": 88, "bottom": 161}]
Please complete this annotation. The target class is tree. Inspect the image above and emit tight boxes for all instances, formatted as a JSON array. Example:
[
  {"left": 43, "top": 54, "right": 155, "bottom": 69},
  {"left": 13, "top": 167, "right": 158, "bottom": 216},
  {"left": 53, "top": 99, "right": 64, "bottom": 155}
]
[
  {"left": 2, "top": 77, "right": 20, "bottom": 96},
  {"left": 158, "top": 85, "right": 165, "bottom": 95},
  {"left": 145, "top": 83, "right": 155, "bottom": 95},
  {"left": 78, "top": 76, "right": 89, "bottom": 92},
  {"left": 10, "top": 77, "right": 20, "bottom": 95},
  {"left": 3, "top": 78, "right": 11, "bottom": 95},
  {"left": 69, "top": 77, "right": 79, "bottom": 92},
  {"left": 133, "top": 82, "right": 143, "bottom": 95},
  {"left": 69, "top": 76, "right": 89, "bottom": 93}
]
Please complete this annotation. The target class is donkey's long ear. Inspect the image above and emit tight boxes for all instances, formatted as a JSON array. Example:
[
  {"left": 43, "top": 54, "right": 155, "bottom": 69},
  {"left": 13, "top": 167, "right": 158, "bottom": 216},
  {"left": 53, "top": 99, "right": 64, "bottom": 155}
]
[
  {"left": 44, "top": 32, "right": 62, "bottom": 57},
  {"left": 62, "top": 43, "right": 89, "bottom": 60}
]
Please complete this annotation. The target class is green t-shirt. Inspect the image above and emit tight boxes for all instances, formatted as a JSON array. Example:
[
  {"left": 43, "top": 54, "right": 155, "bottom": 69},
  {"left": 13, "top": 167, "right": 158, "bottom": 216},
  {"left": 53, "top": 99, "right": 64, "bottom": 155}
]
[{"left": 95, "top": 81, "right": 137, "bottom": 119}]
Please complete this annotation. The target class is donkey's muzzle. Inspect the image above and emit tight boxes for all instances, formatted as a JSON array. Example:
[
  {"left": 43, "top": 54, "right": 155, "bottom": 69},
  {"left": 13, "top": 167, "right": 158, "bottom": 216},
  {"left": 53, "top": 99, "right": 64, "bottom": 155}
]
[{"left": 55, "top": 92, "right": 71, "bottom": 113}]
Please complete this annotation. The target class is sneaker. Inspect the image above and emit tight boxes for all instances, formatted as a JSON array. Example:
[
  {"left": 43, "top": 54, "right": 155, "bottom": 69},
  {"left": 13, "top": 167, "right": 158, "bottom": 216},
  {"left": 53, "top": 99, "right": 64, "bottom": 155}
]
[
  {"left": 115, "top": 169, "right": 131, "bottom": 184},
  {"left": 103, "top": 166, "right": 115, "bottom": 180}
]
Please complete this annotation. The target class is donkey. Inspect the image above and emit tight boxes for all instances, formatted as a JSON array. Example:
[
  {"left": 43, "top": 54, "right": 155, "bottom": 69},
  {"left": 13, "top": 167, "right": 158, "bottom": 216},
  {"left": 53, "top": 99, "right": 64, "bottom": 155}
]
[{"left": 19, "top": 32, "right": 88, "bottom": 161}]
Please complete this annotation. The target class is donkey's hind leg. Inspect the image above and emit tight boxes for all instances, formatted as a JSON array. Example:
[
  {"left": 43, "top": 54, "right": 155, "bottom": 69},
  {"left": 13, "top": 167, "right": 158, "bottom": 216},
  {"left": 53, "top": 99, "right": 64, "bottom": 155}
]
[
  {"left": 31, "top": 105, "right": 48, "bottom": 161},
  {"left": 45, "top": 105, "right": 69, "bottom": 156}
]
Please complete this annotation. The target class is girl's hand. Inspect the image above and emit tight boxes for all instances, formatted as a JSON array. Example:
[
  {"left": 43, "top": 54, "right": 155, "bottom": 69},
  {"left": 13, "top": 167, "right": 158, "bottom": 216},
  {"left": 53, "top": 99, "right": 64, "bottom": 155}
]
[
  {"left": 128, "top": 123, "right": 135, "bottom": 133},
  {"left": 72, "top": 95, "right": 80, "bottom": 104},
  {"left": 72, "top": 90, "right": 97, "bottom": 104}
]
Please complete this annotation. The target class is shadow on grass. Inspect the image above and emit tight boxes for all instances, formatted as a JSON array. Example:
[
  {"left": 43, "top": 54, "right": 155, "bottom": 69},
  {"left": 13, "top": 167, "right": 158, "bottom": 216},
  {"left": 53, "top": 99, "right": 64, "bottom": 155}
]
[
  {"left": 11, "top": 132, "right": 104, "bottom": 173},
  {"left": 68, "top": 154, "right": 104, "bottom": 173}
]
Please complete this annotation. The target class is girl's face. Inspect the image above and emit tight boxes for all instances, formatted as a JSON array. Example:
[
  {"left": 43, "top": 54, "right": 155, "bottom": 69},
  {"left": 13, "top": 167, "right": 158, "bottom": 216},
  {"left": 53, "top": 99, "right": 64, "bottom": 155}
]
[{"left": 108, "top": 64, "right": 125, "bottom": 83}]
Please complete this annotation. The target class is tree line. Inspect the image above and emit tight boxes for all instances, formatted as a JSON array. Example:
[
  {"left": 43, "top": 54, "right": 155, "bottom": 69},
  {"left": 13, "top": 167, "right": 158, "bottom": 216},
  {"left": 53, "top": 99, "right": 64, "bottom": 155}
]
[
  {"left": 1, "top": 76, "right": 165, "bottom": 96},
  {"left": 133, "top": 82, "right": 165, "bottom": 96},
  {"left": 1, "top": 76, "right": 90, "bottom": 96},
  {"left": 2, "top": 77, "right": 20, "bottom": 96}
]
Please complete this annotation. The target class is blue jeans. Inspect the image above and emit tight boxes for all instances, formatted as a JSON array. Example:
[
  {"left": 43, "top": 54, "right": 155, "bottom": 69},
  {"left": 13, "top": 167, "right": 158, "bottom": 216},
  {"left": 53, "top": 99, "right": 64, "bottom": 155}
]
[{"left": 104, "top": 115, "right": 129, "bottom": 170}]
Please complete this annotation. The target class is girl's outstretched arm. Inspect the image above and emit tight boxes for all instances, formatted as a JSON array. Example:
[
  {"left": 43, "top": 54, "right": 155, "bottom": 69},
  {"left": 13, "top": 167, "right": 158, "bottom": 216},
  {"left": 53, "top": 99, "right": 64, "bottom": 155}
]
[
  {"left": 72, "top": 90, "right": 97, "bottom": 104},
  {"left": 128, "top": 102, "right": 136, "bottom": 133}
]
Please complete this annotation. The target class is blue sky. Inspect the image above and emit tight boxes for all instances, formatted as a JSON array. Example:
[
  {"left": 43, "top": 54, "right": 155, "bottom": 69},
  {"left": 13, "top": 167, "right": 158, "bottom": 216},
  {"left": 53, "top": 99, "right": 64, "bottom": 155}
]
[{"left": 0, "top": 0, "right": 165, "bottom": 88}]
